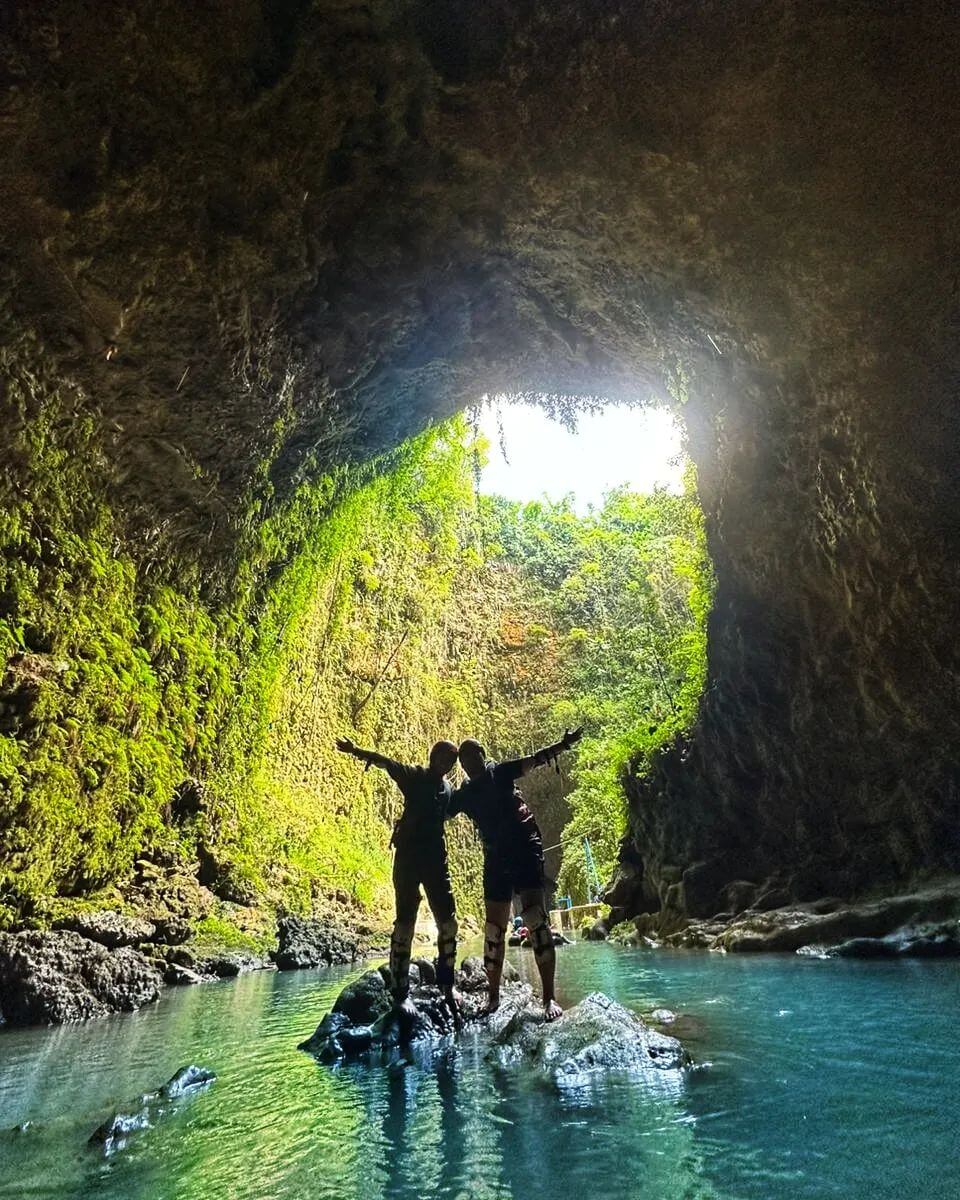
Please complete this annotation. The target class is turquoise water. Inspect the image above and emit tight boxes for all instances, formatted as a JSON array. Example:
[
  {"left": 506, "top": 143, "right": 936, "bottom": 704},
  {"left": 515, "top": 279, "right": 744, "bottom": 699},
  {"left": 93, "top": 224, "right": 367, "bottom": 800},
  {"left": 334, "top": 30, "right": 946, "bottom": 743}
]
[{"left": 1, "top": 944, "right": 958, "bottom": 1199}]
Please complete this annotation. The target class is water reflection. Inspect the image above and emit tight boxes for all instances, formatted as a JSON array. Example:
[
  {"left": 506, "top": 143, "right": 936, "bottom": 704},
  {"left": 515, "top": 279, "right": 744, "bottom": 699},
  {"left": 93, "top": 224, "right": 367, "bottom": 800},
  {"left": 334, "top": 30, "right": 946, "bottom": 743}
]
[{"left": 1, "top": 947, "right": 958, "bottom": 1200}]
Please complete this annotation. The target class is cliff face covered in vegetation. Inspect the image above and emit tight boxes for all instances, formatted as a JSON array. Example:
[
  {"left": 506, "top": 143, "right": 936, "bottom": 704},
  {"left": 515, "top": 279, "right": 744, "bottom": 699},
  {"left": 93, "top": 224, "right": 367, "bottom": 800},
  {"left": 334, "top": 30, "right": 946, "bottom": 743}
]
[
  {"left": 1, "top": 391, "right": 709, "bottom": 927},
  {"left": 2, "top": 1, "right": 959, "bottom": 928}
]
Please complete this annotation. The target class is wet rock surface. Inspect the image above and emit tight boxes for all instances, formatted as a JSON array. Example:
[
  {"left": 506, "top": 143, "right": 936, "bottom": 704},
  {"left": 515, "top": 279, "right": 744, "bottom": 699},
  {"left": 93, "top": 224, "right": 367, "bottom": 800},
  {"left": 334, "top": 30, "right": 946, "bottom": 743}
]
[
  {"left": 89, "top": 1064, "right": 215, "bottom": 1154},
  {"left": 274, "top": 915, "right": 366, "bottom": 971},
  {"left": 487, "top": 992, "right": 688, "bottom": 1084},
  {"left": 300, "top": 957, "right": 687, "bottom": 1087},
  {"left": 639, "top": 880, "right": 960, "bottom": 957},
  {"left": 198, "top": 951, "right": 273, "bottom": 977},
  {"left": 0, "top": 931, "right": 162, "bottom": 1025}
]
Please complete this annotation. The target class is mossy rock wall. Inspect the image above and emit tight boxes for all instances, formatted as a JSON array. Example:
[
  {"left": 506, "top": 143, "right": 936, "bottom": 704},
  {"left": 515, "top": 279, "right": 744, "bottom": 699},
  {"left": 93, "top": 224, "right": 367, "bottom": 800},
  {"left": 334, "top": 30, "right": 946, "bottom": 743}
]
[{"left": 2, "top": 2, "right": 960, "bottom": 920}]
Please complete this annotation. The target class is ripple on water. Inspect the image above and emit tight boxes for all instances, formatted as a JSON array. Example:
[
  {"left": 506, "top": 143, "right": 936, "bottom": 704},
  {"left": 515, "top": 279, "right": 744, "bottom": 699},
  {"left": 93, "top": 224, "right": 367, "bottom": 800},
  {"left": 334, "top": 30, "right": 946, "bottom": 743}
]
[{"left": 0, "top": 945, "right": 958, "bottom": 1200}]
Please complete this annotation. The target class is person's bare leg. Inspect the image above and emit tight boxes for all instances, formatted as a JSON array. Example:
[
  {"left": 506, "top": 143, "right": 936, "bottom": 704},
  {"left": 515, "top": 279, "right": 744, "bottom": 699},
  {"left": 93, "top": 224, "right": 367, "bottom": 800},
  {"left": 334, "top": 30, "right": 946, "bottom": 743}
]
[
  {"left": 483, "top": 899, "right": 511, "bottom": 1013},
  {"left": 519, "top": 889, "right": 562, "bottom": 1021}
]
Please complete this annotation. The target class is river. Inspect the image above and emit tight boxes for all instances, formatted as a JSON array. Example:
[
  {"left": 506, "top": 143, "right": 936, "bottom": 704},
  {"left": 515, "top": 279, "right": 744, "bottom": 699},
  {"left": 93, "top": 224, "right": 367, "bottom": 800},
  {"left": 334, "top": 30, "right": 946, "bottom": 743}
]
[{"left": 1, "top": 943, "right": 957, "bottom": 1199}]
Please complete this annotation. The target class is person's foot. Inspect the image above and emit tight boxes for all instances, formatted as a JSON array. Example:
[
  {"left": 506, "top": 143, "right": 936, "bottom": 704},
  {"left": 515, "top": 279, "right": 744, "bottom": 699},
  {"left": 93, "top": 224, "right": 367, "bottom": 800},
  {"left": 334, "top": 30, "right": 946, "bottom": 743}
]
[
  {"left": 443, "top": 986, "right": 463, "bottom": 1028},
  {"left": 543, "top": 997, "right": 563, "bottom": 1022},
  {"left": 394, "top": 994, "right": 417, "bottom": 1020}
]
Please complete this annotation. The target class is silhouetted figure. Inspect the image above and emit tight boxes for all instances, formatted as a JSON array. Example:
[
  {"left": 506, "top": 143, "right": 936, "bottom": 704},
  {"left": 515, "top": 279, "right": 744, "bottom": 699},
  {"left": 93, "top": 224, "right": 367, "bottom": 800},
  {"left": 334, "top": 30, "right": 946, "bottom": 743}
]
[
  {"left": 336, "top": 737, "right": 460, "bottom": 1015},
  {"left": 451, "top": 729, "right": 583, "bottom": 1021}
]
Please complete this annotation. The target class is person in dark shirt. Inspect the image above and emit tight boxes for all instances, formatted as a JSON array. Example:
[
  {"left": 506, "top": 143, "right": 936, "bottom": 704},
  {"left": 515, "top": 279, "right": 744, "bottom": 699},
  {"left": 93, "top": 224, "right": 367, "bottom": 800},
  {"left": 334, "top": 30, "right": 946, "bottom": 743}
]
[
  {"left": 336, "top": 736, "right": 459, "bottom": 1014},
  {"left": 450, "top": 728, "right": 582, "bottom": 1021}
]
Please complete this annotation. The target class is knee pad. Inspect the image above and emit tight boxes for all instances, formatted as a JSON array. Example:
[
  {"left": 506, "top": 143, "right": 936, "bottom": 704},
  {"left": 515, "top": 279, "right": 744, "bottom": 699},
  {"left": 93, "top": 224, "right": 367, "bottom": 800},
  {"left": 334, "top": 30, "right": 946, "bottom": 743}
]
[
  {"left": 521, "top": 904, "right": 553, "bottom": 958},
  {"left": 435, "top": 917, "right": 458, "bottom": 986},
  {"left": 437, "top": 916, "right": 458, "bottom": 951},
  {"left": 391, "top": 920, "right": 416, "bottom": 946},
  {"left": 483, "top": 921, "right": 506, "bottom": 971},
  {"left": 389, "top": 921, "right": 416, "bottom": 995}
]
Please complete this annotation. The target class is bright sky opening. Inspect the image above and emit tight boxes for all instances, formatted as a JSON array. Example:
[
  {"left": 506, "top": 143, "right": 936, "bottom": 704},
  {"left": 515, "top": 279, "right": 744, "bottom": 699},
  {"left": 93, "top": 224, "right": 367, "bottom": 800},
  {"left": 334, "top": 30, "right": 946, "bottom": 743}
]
[{"left": 475, "top": 399, "right": 685, "bottom": 510}]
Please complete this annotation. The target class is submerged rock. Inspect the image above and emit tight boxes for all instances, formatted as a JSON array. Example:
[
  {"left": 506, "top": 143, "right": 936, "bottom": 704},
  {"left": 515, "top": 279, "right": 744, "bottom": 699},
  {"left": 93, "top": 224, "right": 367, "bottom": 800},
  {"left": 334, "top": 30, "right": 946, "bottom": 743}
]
[
  {"left": 0, "top": 931, "right": 163, "bottom": 1025},
  {"left": 89, "top": 1064, "right": 215, "bottom": 1154},
  {"left": 300, "top": 958, "right": 687, "bottom": 1090},
  {"left": 274, "top": 916, "right": 365, "bottom": 971}
]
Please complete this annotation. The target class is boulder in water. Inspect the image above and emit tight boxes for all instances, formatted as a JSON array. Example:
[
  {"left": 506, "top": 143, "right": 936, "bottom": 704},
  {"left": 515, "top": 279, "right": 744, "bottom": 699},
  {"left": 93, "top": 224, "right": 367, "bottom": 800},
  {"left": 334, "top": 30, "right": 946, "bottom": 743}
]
[
  {"left": 199, "top": 951, "right": 272, "bottom": 977},
  {"left": 274, "top": 916, "right": 364, "bottom": 971},
  {"left": 487, "top": 991, "right": 689, "bottom": 1087},
  {"left": 0, "top": 930, "right": 162, "bottom": 1025},
  {"left": 300, "top": 959, "right": 688, "bottom": 1089},
  {"left": 89, "top": 1064, "right": 215, "bottom": 1154},
  {"left": 163, "top": 963, "right": 207, "bottom": 986},
  {"left": 799, "top": 920, "right": 960, "bottom": 959}
]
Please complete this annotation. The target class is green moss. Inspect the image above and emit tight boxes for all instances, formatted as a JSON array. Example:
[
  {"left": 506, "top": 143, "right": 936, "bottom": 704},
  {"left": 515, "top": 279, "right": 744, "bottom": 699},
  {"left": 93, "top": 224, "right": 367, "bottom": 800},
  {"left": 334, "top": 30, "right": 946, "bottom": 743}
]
[
  {"left": 1, "top": 358, "right": 711, "bottom": 931},
  {"left": 192, "top": 913, "right": 273, "bottom": 956}
]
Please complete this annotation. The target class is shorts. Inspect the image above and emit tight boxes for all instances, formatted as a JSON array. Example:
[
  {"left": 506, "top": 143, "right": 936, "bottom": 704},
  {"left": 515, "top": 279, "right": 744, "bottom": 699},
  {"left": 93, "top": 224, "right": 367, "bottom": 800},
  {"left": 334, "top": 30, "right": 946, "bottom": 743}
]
[
  {"left": 482, "top": 835, "right": 545, "bottom": 903},
  {"left": 393, "top": 842, "right": 456, "bottom": 924}
]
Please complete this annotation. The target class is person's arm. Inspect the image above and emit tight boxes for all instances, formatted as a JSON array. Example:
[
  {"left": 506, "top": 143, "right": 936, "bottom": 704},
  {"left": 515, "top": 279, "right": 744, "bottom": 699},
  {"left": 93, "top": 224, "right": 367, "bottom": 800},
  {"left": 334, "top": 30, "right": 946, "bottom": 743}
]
[
  {"left": 335, "top": 736, "right": 408, "bottom": 784},
  {"left": 512, "top": 727, "right": 584, "bottom": 777}
]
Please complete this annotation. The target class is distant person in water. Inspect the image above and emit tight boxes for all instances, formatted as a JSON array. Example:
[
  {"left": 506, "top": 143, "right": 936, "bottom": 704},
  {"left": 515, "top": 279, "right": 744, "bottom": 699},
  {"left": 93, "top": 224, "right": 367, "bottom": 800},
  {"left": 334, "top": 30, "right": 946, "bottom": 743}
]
[
  {"left": 450, "top": 728, "right": 583, "bottom": 1021},
  {"left": 336, "top": 736, "right": 459, "bottom": 1016}
]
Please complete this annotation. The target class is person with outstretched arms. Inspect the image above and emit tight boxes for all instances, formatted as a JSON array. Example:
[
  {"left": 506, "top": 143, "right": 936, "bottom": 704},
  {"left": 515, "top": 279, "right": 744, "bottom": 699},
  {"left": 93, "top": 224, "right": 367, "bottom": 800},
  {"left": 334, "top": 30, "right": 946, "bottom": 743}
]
[
  {"left": 450, "top": 728, "right": 583, "bottom": 1021},
  {"left": 336, "top": 736, "right": 460, "bottom": 1016}
]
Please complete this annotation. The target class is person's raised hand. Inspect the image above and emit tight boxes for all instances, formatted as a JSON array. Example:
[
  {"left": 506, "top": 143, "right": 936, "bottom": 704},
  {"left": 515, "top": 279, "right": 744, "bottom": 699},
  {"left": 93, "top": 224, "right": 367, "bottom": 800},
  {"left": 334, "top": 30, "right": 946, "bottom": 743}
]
[
  {"left": 336, "top": 736, "right": 356, "bottom": 755},
  {"left": 562, "top": 727, "right": 584, "bottom": 750}
]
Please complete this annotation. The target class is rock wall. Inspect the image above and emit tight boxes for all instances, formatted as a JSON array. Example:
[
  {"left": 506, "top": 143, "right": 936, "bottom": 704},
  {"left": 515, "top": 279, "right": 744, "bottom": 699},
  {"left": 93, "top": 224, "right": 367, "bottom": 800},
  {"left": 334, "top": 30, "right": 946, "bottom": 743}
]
[{"left": 2, "top": 2, "right": 959, "bottom": 917}]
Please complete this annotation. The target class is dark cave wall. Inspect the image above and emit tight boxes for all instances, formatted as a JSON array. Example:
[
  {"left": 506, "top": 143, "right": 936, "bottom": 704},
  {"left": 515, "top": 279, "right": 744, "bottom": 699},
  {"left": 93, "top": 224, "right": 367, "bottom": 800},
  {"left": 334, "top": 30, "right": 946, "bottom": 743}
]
[{"left": 2, "top": 0, "right": 960, "bottom": 915}]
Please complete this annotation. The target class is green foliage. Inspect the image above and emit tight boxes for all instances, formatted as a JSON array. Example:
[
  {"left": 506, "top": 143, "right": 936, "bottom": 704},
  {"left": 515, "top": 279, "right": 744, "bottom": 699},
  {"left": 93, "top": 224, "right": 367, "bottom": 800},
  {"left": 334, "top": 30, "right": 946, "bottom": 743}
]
[
  {"left": 192, "top": 913, "right": 273, "bottom": 956},
  {"left": 0, "top": 365, "right": 486, "bottom": 925},
  {"left": 1, "top": 367, "right": 710, "bottom": 931},
  {"left": 473, "top": 465, "right": 713, "bottom": 902}
]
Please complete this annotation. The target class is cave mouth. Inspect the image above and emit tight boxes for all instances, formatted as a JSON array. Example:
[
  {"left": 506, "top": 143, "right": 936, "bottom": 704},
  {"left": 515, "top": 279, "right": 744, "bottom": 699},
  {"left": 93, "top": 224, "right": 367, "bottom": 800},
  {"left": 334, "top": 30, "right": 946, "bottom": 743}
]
[{"left": 376, "top": 391, "right": 716, "bottom": 911}]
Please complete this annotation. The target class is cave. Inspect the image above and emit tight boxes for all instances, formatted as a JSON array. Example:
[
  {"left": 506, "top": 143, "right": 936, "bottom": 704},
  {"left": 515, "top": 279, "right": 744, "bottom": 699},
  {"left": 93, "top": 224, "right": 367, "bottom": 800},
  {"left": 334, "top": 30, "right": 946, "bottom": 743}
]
[
  {"left": 2, "top": 1, "right": 960, "bottom": 933},
  {"left": 4, "top": 6, "right": 960, "bottom": 1196}
]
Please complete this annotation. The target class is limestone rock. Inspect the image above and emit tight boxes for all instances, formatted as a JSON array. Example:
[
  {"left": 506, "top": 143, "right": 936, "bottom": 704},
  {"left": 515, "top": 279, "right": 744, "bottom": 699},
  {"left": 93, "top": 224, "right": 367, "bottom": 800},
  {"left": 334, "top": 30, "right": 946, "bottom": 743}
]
[
  {"left": 163, "top": 964, "right": 206, "bottom": 986},
  {"left": 198, "top": 952, "right": 272, "bottom": 977},
  {"left": 582, "top": 919, "right": 609, "bottom": 942},
  {"left": 657, "top": 880, "right": 960, "bottom": 955},
  {"left": 486, "top": 992, "right": 689, "bottom": 1086},
  {"left": 300, "top": 966, "right": 688, "bottom": 1093},
  {"left": 800, "top": 921, "right": 960, "bottom": 959},
  {"left": 3, "top": 3, "right": 960, "bottom": 928},
  {"left": 0, "top": 931, "right": 162, "bottom": 1025},
  {"left": 52, "top": 910, "right": 156, "bottom": 949},
  {"left": 274, "top": 915, "right": 364, "bottom": 971}
]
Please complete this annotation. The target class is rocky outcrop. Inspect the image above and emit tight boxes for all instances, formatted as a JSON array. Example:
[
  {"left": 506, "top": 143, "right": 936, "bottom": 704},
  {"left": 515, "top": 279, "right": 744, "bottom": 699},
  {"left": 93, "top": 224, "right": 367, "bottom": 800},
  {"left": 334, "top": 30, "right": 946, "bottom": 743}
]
[
  {"left": 487, "top": 992, "right": 688, "bottom": 1085},
  {"left": 274, "top": 915, "right": 365, "bottom": 971},
  {"left": 300, "top": 956, "right": 687, "bottom": 1088},
  {"left": 90, "top": 1064, "right": 216, "bottom": 1155},
  {"left": 637, "top": 880, "right": 960, "bottom": 957},
  {"left": 52, "top": 910, "right": 156, "bottom": 949},
  {"left": 0, "top": 931, "right": 162, "bottom": 1024}
]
